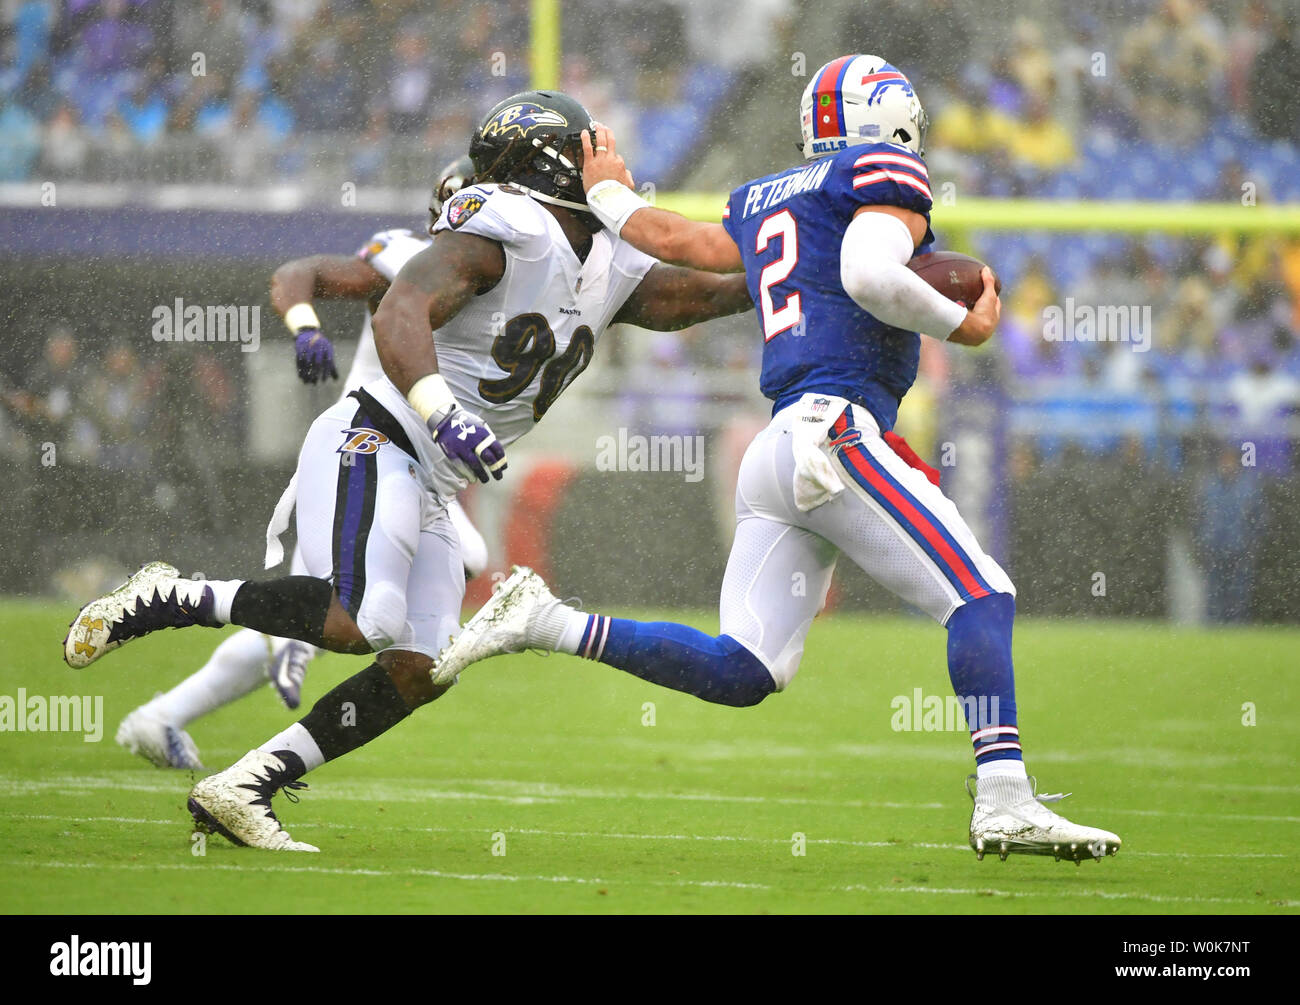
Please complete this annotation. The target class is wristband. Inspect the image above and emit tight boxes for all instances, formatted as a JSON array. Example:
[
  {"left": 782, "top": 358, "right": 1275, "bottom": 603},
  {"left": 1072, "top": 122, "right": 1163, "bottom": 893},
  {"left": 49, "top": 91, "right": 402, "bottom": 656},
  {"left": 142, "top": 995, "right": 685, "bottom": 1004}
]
[
  {"left": 586, "top": 179, "right": 650, "bottom": 236},
  {"left": 284, "top": 302, "right": 322, "bottom": 334},
  {"left": 406, "top": 373, "right": 458, "bottom": 423}
]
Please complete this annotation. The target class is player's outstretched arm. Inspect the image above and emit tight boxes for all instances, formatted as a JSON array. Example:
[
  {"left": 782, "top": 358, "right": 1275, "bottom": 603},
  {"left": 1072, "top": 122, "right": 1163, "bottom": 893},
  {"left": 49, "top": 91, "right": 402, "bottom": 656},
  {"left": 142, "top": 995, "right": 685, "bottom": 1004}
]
[
  {"left": 581, "top": 126, "right": 742, "bottom": 273},
  {"left": 372, "top": 232, "right": 509, "bottom": 482},
  {"left": 270, "top": 254, "right": 390, "bottom": 314},
  {"left": 614, "top": 263, "right": 752, "bottom": 331},
  {"left": 839, "top": 206, "right": 1000, "bottom": 346},
  {"left": 270, "top": 254, "right": 392, "bottom": 384}
]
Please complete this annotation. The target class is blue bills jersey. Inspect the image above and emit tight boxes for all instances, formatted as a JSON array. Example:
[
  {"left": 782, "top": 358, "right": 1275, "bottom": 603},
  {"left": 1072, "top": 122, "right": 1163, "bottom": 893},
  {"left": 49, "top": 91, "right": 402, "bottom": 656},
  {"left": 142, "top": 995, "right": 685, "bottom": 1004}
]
[{"left": 721, "top": 142, "right": 936, "bottom": 430}]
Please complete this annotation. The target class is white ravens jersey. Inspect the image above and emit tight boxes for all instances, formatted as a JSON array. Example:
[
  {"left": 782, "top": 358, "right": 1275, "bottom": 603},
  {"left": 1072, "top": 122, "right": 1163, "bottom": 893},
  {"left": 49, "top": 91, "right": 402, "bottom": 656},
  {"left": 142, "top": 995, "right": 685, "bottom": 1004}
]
[
  {"left": 364, "top": 183, "right": 658, "bottom": 497},
  {"left": 338, "top": 227, "right": 432, "bottom": 402}
]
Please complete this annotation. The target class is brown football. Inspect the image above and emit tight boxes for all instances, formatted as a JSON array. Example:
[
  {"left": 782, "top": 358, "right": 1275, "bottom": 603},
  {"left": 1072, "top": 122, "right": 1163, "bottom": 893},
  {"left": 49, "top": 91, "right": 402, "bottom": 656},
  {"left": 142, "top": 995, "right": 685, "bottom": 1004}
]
[{"left": 907, "top": 251, "right": 1000, "bottom": 308}]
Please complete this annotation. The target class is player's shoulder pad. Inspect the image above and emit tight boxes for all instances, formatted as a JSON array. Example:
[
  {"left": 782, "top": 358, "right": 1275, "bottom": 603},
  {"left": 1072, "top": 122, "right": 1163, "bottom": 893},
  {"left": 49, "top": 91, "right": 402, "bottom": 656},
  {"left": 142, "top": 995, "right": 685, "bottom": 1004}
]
[
  {"left": 829, "top": 141, "right": 932, "bottom": 210},
  {"left": 433, "top": 183, "right": 549, "bottom": 246}
]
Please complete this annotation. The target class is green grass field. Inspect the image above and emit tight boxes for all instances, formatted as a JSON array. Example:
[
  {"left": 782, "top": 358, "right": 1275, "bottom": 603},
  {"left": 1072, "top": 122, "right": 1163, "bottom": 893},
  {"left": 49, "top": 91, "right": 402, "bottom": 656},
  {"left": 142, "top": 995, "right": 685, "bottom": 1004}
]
[{"left": 1, "top": 599, "right": 1296, "bottom": 914}]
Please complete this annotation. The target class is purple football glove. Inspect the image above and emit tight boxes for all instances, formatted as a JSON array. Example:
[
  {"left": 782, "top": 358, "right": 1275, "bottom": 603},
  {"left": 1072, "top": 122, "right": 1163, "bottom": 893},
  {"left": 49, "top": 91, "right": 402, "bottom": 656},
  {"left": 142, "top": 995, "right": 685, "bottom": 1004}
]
[
  {"left": 430, "top": 407, "right": 507, "bottom": 483},
  {"left": 294, "top": 328, "right": 338, "bottom": 384}
]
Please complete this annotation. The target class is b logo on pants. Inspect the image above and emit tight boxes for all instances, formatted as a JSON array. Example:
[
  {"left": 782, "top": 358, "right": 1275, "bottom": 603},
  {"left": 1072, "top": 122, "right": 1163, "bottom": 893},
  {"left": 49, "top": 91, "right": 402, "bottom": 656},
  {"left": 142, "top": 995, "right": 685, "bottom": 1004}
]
[{"left": 338, "top": 427, "right": 390, "bottom": 455}]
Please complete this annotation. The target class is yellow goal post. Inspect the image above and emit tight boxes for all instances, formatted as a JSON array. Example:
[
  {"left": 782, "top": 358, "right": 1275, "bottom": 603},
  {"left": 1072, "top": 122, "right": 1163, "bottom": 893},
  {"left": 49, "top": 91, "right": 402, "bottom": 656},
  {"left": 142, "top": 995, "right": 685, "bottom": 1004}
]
[{"left": 655, "top": 195, "right": 1300, "bottom": 243}]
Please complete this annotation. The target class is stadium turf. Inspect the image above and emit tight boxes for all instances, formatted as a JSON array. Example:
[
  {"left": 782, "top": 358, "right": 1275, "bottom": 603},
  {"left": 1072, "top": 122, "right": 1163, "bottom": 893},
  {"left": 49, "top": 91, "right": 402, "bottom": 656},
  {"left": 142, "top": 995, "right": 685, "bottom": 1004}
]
[{"left": 0, "top": 599, "right": 1296, "bottom": 914}]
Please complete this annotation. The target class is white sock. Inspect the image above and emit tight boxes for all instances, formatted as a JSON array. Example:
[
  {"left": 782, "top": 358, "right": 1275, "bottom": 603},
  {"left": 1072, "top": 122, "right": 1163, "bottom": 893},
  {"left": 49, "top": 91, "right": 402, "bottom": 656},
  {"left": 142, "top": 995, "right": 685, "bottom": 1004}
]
[
  {"left": 205, "top": 579, "right": 244, "bottom": 624},
  {"left": 977, "top": 758, "right": 1029, "bottom": 780},
  {"left": 143, "top": 629, "right": 272, "bottom": 726},
  {"left": 259, "top": 722, "right": 325, "bottom": 773},
  {"left": 536, "top": 602, "right": 591, "bottom": 655}
]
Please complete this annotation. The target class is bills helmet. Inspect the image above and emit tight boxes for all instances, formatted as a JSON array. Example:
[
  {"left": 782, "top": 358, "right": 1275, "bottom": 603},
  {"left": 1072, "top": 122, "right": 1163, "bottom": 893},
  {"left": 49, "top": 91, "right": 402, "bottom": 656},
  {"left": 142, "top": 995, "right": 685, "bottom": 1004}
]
[
  {"left": 469, "top": 90, "right": 595, "bottom": 216},
  {"left": 800, "top": 55, "right": 928, "bottom": 159},
  {"left": 428, "top": 154, "right": 475, "bottom": 231}
]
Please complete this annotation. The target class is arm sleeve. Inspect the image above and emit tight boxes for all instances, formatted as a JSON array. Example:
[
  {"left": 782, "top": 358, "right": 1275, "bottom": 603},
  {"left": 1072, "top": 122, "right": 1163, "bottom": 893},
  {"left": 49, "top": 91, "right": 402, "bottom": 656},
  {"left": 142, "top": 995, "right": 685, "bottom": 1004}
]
[{"left": 839, "top": 210, "right": 968, "bottom": 339}]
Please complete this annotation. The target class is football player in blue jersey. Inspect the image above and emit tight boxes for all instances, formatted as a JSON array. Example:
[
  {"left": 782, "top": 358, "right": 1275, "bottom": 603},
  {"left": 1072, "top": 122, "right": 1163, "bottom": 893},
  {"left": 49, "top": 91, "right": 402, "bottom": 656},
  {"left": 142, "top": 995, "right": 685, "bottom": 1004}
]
[{"left": 435, "top": 56, "right": 1121, "bottom": 864}]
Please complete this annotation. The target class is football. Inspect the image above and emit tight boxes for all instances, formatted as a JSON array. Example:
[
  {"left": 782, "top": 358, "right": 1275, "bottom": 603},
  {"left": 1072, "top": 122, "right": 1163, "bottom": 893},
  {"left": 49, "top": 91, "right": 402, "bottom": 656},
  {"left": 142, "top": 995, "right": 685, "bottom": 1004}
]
[{"left": 908, "top": 251, "right": 1001, "bottom": 308}]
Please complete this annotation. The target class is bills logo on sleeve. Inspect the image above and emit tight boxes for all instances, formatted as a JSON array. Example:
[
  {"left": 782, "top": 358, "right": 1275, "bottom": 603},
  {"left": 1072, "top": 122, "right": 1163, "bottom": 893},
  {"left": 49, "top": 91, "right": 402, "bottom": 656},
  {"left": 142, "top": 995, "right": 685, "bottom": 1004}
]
[{"left": 447, "top": 192, "right": 485, "bottom": 229}]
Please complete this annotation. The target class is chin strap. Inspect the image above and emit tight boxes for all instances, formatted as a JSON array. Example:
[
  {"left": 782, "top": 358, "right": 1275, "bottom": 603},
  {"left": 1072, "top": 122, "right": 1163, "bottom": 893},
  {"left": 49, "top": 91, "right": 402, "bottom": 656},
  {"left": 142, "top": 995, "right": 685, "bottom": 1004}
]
[{"left": 511, "top": 182, "right": 592, "bottom": 214}]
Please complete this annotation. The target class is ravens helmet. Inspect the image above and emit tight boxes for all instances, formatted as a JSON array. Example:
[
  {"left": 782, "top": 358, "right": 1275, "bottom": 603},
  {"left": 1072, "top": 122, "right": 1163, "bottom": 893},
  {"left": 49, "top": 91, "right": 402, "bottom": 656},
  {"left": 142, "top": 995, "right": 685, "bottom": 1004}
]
[
  {"left": 469, "top": 90, "right": 595, "bottom": 215},
  {"left": 428, "top": 154, "right": 475, "bottom": 232}
]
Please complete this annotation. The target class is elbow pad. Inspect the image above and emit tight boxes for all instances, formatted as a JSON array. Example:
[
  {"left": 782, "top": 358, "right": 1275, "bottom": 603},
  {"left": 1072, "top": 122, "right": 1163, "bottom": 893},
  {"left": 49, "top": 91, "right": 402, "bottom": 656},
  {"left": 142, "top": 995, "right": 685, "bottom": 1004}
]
[{"left": 840, "top": 212, "right": 968, "bottom": 338}]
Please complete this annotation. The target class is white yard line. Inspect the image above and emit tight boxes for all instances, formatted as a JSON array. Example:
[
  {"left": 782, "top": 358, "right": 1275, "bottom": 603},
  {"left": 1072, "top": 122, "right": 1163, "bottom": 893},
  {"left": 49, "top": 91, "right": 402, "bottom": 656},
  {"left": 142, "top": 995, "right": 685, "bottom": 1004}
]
[
  {"left": 847, "top": 885, "right": 1300, "bottom": 909},
  {"left": 0, "top": 858, "right": 770, "bottom": 891},
  {"left": 3, "top": 859, "right": 1294, "bottom": 908},
  {"left": 5, "top": 813, "right": 1289, "bottom": 859},
  {"left": 0, "top": 773, "right": 1295, "bottom": 821}
]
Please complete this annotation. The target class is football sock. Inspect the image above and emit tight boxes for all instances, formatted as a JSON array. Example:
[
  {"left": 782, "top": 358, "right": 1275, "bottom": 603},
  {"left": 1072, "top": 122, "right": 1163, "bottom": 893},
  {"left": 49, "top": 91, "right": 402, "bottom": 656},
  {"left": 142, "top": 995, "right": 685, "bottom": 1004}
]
[
  {"left": 228, "top": 577, "right": 333, "bottom": 646},
  {"left": 205, "top": 579, "right": 243, "bottom": 624},
  {"left": 265, "top": 662, "right": 411, "bottom": 781},
  {"left": 260, "top": 723, "right": 324, "bottom": 776},
  {"left": 144, "top": 628, "right": 272, "bottom": 727},
  {"left": 545, "top": 603, "right": 591, "bottom": 655},
  {"left": 573, "top": 616, "right": 775, "bottom": 708},
  {"left": 946, "top": 592, "right": 1026, "bottom": 777}
]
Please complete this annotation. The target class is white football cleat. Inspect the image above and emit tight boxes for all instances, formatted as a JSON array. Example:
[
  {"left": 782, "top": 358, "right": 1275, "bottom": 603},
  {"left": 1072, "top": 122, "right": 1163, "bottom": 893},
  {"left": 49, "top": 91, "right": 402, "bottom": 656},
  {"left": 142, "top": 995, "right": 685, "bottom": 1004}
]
[
  {"left": 968, "top": 774, "right": 1121, "bottom": 864},
  {"left": 63, "top": 561, "right": 218, "bottom": 668},
  {"left": 116, "top": 704, "right": 203, "bottom": 770},
  {"left": 431, "top": 565, "right": 560, "bottom": 686},
  {"left": 188, "top": 750, "right": 319, "bottom": 852}
]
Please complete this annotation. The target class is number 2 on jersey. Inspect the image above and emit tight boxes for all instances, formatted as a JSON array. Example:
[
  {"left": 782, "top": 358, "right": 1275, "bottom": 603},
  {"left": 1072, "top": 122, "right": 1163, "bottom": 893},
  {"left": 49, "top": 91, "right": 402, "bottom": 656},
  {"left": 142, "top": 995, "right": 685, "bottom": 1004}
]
[{"left": 756, "top": 209, "right": 801, "bottom": 341}]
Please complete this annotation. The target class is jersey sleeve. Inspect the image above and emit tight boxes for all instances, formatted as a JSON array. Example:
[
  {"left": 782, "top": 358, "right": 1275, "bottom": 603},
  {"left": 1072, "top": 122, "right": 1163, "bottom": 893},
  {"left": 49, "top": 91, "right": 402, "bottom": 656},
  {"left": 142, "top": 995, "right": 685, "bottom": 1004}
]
[
  {"left": 610, "top": 239, "right": 659, "bottom": 286},
  {"left": 356, "top": 228, "right": 429, "bottom": 281},
  {"left": 828, "top": 143, "right": 933, "bottom": 217},
  {"left": 432, "top": 184, "right": 548, "bottom": 257},
  {"left": 720, "top": 186, "right": 744, "bottom": 245}
]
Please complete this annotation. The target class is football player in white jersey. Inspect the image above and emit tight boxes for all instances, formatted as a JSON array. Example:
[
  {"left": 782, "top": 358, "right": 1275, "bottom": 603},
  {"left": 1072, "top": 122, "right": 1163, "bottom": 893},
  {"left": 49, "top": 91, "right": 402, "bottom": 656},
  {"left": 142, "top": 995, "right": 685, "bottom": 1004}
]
[
  {"left": 62, "top": 90, "right": 752, "bottom": 851},
  {"left": 112, "top": 158, "right": 492, "bottom": 772}
]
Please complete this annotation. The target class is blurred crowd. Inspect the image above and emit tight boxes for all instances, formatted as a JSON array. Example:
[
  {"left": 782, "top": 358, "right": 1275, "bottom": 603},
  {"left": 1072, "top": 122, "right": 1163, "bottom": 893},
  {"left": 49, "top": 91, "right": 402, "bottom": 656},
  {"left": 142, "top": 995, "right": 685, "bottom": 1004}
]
[
  {"left": 0, "top": 0, "right": 749, "bottom": 183},
  {"left": 0, "top": 0, "right": 526, "bottom": 181},
  {"left": 0, "top": 326, "right": 243, "bottom": 474}
]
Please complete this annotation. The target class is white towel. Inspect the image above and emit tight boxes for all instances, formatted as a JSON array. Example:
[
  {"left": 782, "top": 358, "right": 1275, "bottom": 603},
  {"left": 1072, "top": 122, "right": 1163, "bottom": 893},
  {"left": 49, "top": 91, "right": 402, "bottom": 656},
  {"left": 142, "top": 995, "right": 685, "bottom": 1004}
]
[
  {"left": 263, "top": 472, "right": 298, "bottom": 570},
  {"left": 790, "top": 393, "right": 851, "bottom": 512}
]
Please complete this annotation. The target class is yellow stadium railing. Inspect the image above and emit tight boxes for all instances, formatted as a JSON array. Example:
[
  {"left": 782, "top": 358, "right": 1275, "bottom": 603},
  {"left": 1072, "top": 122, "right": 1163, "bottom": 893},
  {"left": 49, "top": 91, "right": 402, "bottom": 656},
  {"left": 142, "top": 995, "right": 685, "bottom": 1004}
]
[{"left": 657, "top": 194, "right": 1300, "bottom": 235}]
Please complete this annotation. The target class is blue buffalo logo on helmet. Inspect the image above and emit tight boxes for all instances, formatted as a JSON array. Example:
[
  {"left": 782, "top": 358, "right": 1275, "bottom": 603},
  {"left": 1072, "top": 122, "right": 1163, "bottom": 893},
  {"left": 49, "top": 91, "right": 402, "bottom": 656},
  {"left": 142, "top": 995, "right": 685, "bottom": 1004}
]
[
  {"left": 481, "top": 102, "right": 569, "bottom": 140},
  {"left": 446, "top": 191, "right": 485, "bottom": 229}
]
